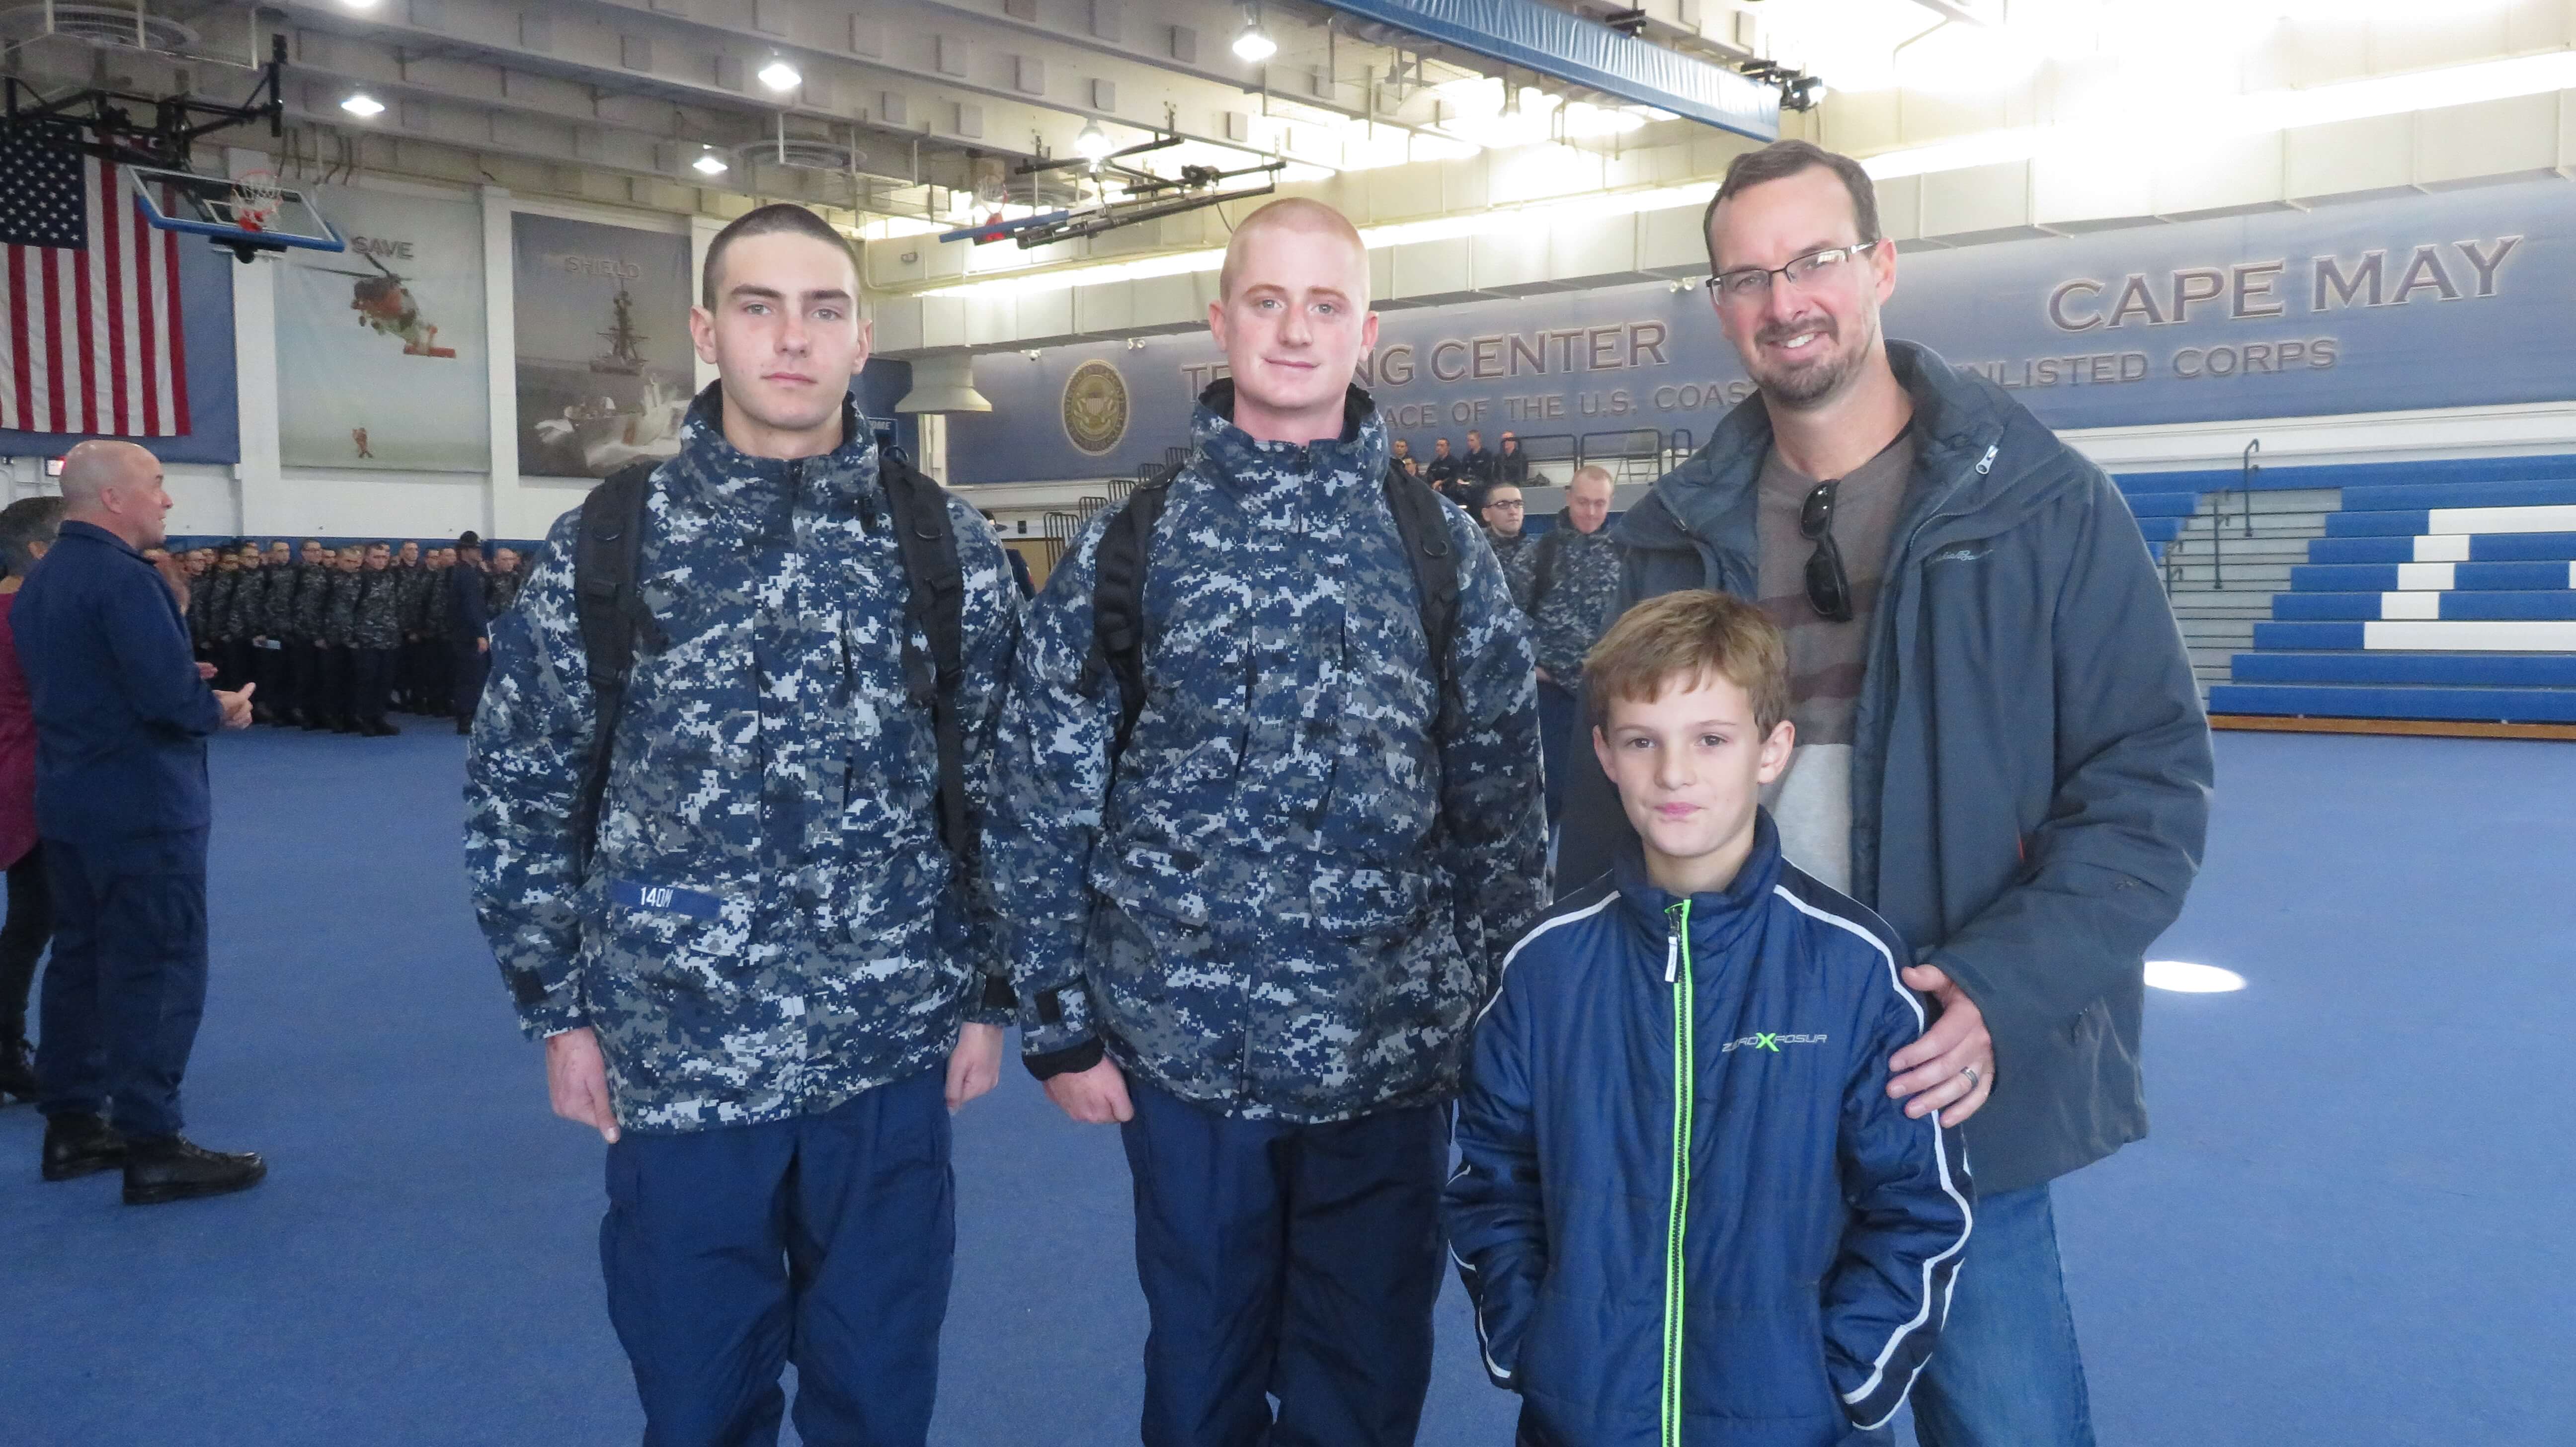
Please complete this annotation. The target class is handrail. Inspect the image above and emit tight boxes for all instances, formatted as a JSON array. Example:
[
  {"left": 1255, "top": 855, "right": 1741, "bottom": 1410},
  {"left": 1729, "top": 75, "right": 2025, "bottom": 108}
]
[{"left": 2240, "top": 438, "right": 2259, "bottom": 539}]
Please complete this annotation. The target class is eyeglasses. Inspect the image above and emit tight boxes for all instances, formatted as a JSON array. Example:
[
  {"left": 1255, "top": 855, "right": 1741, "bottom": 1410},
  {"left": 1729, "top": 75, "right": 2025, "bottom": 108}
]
[
  {"left": 1706, "top": 242, "right": 1875, "bottom": 304},
  {"left": 1800, "top": 480, "right": 1854, "bottom": 622},
  {"left": 1485, "top": 500, "right": 1525, "bottom": 512}
]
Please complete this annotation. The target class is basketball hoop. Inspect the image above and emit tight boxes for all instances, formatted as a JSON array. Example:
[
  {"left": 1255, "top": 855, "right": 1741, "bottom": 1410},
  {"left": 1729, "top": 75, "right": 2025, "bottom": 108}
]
[{"left": 230, "top": 169, "right": 285, "bottom": 233}]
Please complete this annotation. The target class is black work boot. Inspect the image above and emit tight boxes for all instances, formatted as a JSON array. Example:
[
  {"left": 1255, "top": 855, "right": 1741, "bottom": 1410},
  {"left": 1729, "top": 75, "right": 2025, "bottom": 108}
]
[
  {"left": 41, "top": 1113, "right": 127, "bottom": 1181},
  {"left": 0, "top": 1038, "right": 37, "bottom": 1103},
  {"left": 123, "top": 1135, "right": 268, "bottom": 1206}
]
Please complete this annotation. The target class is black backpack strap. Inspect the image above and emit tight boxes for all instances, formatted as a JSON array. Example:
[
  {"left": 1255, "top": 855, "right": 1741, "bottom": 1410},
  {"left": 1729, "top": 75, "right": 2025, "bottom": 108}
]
[
  {"left": 1530, "top": 525, "right": 1565, "bottom": 604},
  {"left": 571, "top": 461, "right": 662, "bottom": 873},
  {"left": 1081, "top": 464, "right": 1181, "bottom": 760},
  {"left": 880, "top": 454, "right": 973, "bottom": 864},
  {"left": 1381, "top": 460, "right": 1461, "bottom": 711}
]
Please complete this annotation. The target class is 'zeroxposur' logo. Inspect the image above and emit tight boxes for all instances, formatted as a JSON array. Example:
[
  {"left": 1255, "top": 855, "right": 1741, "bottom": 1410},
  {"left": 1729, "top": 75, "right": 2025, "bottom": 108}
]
[{"left": 1720, "top": 1032, "right": 1829, "bottom": 1053}]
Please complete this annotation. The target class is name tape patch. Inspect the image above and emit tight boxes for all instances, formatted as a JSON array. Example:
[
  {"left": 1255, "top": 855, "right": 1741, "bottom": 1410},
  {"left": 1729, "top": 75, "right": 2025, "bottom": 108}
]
[{"left": 611, "top": 879, "right": 724, "bottom": 920}]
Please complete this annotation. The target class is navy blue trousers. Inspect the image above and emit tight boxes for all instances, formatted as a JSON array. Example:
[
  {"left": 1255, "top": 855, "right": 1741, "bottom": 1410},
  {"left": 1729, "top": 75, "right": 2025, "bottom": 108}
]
[
  {"left": 351, "top": 646, "right": 393, "bottom": 727},
  {"left": 600, "top": 1067, "right": 955, "bottom": 1447},
  {"left": 450, "top": 643, "right": 487, "bottom": 724},
  {"left": 1120, "top": 1078, "right": 1450, "bottom": 1447},
  {"left": 1535, "top": 679, "right": 1579, "bottom": 828},
  {"left": 34, "top": 829, "right": 209, "bottom": 1140}
]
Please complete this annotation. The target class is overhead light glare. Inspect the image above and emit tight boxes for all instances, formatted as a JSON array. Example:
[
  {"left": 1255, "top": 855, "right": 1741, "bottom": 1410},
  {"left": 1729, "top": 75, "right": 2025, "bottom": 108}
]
[
  {"left": 1076, "top": 120, "right": 1112, "bottom": 161},
  {"left": 340, "top": 92, "right": 385, "bottom": 118},
  {"left": 1863, "top": 49, "right": 2576, "bottom": 181},
  {"left": 758, "top": 58, "right": 802, "bottom": 93},
  {"left": 691, "top": 149, "right": 728, "bottom": 176},
  {"left": 1231, "top": 23, "right": 1277, "bottom": 63}
]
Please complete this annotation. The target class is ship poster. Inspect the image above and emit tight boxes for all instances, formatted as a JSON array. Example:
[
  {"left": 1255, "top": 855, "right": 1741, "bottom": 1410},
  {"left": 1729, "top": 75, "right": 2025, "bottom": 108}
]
[
  {"left": 276, "top": 182, "right": 489, "bottom": 472},
  {"left": 511, "top": 213, "right": 695, "bottom": 479}
]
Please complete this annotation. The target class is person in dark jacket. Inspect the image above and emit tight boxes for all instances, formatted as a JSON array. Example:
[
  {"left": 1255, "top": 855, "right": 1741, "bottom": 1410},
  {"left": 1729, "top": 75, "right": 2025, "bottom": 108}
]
[
  {"left": 351, "top": 543, "right": 402, "bottom": 736},
  {"left": 318, "top": 546, "right": 365, "bottom": 733},
  {"left": 1493, "top": 430, "right": 1531, "bottom": 485},
  {"left": 1522, "top": 467, "right": 1622, "bottom": 826},
  {"left": 483, "top": 546, "right": 525, "bottom": 615},
  {"left": 1426, "top": 435, "right": 1462, "bottom": 492},
  {"left": 1558, "top": 140, "right": 2211, "bottom": 1447},
  {"left": 252, "top": 541, "right": 294, "bottom": 724},
  {"left": 988, "top": 198, "right": 1546, "bottom": 1447},
  {"left": 0, "top": 496, "right": 64, "bottom": 1104},
  {"left": 1460, "top": 427, "right": 1497, "bottom": 488},
  {"left": 287, "top": 540, "right": 330, "bottom": 729},
  {"left": 447, "top": 533, "right": 489, "bottom": 735},
  {"left": 12, "top": 440, "right": 264, "bottom": 1205},
  {"left": 1450, "top": 591, "right": 1969, "bottom": 1447}
]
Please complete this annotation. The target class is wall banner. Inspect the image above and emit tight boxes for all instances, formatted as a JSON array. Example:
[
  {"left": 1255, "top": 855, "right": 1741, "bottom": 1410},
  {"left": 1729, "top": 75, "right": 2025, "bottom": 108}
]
[
  {"left": 944, "top": 175, "right": 2576, "bottom": 485},
  {"left": 511, "top": 213, "right": 695, "bottom": 479},
  {"left": 276, "top": 183, "right": 488, "bottom": 472}
]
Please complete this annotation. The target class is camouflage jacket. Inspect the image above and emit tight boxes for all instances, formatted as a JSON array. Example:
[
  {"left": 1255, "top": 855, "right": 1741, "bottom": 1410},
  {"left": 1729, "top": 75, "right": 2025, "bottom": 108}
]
[
  {"left": 260, "top": 562, "right": 298, "bottom": 638},
  {"left": 985, "top": 387, "right": 1548, "bottom": 1124},
  {"left": 484, "top": 568, "right": 524, "bottom": 617},
  {"left": 396, "top": 564, "right": 437, "bottom": 636},
  {"left": 186, "top": 573, "right": 218, "bottom": 646},
  {"left": 321, "top": 568, "right": 362, "bottom": 646},
  {"left": 284, "top": 563, "right": 326, "bottom": 641},
  {"left": 418, "top": 566, "right": 455, "bottom": 639},
  {"left": 465, "top": 389, "right": 1021, "bottom": 1135},
  {"left": 289, "top": 563, "right": 330, "bottom": 642},
  {"left": 223, "top": 567, "right": 269, "bottom": 640},
  {"left": 195, "top": 571, "right": 237, "bottom": 642},
  {"left": 353, "top": 566, "right": 403, "bottom": 648},
  {"left": 1489, "top": 530, "right": 1539, "bottom": 613},
  {"left": 1525, "top": 519, "right": 1622, "bottom": 684}
]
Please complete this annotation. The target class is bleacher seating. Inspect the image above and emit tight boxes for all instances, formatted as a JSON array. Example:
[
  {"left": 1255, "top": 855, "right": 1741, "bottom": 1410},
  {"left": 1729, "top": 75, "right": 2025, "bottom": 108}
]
[{"left": 2199, "top": 471, "right": 2576, "bottom": 725}]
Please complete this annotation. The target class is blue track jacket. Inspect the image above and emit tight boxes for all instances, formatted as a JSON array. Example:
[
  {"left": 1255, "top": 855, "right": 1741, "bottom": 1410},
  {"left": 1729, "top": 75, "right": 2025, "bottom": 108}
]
[{"left": 1445, "top": 812, "right": 1973, "bottom": 1447}]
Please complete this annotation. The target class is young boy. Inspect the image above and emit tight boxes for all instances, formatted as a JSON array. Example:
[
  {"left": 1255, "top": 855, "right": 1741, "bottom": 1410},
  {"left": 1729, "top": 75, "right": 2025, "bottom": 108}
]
[{"left": 1445, "top": 590, "right": 1973, "bottom": 1447}]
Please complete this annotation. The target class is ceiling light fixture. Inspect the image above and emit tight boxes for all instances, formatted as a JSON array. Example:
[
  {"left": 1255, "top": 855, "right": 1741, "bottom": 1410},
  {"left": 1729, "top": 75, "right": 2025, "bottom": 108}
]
[
  {"left": 758, "top": 57, "right": 802, "bottom": 92},
  {"left": 1075, "top": 120, "right": 1112, "bottom": 161},
  {"left": 691, "top": 148, "right": 728, "bottom": 176},
  {"left": 340, "top": 92, "right": 385, "bottom": 118},
  {"left": 1231, "top": 22, "right": 1277, "bottom": 64}
]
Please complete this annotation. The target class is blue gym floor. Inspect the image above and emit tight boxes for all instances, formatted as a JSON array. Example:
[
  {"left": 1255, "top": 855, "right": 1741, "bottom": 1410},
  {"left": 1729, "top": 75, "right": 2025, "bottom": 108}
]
[{"left": 2, "top": 728, "right": 2570, "bottom": 1446}]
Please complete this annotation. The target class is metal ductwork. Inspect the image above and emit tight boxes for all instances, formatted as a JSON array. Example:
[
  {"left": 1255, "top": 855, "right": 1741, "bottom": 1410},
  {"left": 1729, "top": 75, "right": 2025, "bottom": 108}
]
[
  {"left": 1309, "top": 0, "right": 1779, "bottom": 140},
  {"left": 894, "top": 354, "right": 993, "bottom": 413}
]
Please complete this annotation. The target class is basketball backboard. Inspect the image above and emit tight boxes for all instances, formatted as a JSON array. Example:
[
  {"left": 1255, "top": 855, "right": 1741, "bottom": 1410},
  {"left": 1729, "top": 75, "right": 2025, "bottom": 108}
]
[{"left": 125, "top": 164, "right": 344, "bottom": 262}]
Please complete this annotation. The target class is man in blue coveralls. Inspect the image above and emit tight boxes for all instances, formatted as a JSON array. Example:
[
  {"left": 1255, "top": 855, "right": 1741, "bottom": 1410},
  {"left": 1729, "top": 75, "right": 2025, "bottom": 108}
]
[{"left": 15, "top": 439, "right": 265, "bottom": 1206}]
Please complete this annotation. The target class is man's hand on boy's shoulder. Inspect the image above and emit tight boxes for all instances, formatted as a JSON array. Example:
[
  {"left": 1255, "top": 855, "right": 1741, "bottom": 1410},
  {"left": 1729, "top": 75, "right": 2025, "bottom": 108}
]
[{"left": 1889, "top": 964, "right": 1995, "bottom": 1128}]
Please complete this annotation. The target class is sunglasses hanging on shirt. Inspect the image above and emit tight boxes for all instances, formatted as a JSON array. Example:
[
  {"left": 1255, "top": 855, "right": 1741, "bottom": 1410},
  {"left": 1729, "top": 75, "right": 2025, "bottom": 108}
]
[{"left": 1799, "top": 480, "right": 1854, "bottom": 622}]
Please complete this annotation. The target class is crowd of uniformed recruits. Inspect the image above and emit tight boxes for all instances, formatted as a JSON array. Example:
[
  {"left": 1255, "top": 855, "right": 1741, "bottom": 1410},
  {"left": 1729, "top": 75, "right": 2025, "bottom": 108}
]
[{"left": 165, "top": 536, "right": 520, "bottom": 734}]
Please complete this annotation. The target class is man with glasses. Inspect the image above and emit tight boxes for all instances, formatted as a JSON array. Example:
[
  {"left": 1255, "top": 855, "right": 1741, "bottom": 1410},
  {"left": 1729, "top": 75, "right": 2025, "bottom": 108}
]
[
  {"left": 1559, "top": 139, "right": 2210, "bottom": 1447},
  {"left": 1477, "top": 483, "right": 1537, "bottom": 609}
]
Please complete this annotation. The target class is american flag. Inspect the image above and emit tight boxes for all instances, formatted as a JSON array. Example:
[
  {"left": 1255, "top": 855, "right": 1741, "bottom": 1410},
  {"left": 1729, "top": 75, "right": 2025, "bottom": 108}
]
[{"left": 0, "top": 138, "right": 191, "bottom": 437}]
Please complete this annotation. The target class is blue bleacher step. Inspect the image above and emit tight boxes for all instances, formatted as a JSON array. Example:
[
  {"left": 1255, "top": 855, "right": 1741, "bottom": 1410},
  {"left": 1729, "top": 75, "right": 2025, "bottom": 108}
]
[
  {"left": 2328, "top": 504, "right": 2576, "bottom": 538},
  {"left": 2253, "top": 619, "right": 2576, "bottom": 650},
  {"left": 2306, "top": 532, "right": 2576, "bottom": 564},
  {"left": 2288, "top": 561, "right": 2576, "bottom": 592},
  {"left": 2122, "top": 492, "right": 2204, "bottom": 520},
  {"left": 2337, "top": 478, "right": 2576, "bottom": 511},
  {"left": 2208, "top": 682, "right": 2576, "bottom": 724},
  {"left": 2135, "top": 517, "right": 2183, "bottom": 544},
  {"left": 2273, "top": 590, "right": 2576, "bottom": 621},
  {"left": 2229, "top": 652, "right": 2576, "bottom": 688}
]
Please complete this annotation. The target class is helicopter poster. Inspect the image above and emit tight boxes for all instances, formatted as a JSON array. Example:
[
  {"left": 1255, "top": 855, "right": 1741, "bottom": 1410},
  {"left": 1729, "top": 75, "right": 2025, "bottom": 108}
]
[
  {"left": 275, "top": 182, "right": 489, "bottom": 472},
  {"left": 510, "top": 212, "right": 695, "bottom": 480}
]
